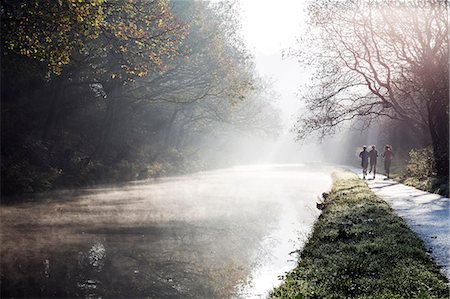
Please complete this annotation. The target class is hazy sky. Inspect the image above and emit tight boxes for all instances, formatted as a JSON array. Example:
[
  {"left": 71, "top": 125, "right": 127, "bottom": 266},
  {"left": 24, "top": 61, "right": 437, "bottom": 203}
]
[
  {"left": 236, "top": 1, "right": 326, "bottom": 163},
  {"left": 239, "top": 0, "right": 309, "bottom": 129}
]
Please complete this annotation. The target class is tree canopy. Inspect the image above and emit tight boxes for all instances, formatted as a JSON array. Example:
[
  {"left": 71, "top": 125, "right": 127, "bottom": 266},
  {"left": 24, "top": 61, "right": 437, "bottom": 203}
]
[
  {"left": 1, "top": 0, "right": 280, "bottom": 195},
  {"left": 293, "top": 0, "right": 448, "bottom": 176}
]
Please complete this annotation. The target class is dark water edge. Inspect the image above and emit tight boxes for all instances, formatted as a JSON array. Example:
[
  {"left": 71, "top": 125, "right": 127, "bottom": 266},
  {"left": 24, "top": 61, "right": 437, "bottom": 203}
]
[
  {"left": 1, "top": 164, "right": 332, "bottom": 298},
  {"left": 1, "top": 217, "right": 266, "bottom": 298}
]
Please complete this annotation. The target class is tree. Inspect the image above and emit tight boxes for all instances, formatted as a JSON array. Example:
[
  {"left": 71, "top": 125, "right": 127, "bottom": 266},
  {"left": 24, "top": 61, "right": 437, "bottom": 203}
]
[
  {"left": 293, "top": 0, "right": 448, "bottom": 177},
  {"left": 1, "top": 0, "right": 105, "bottom": 74},
  {"left": 2, "top": 0, "right": 188, "bottom": 153},
  {"left": 1, "top": 0, "right": 278, "bottom": 195},
  {"left": 107, "top": 0, "right": 258, "bottom": 162}
]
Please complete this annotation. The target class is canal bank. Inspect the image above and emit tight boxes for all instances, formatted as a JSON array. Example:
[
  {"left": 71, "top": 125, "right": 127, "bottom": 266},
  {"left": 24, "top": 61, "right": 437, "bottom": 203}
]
[{"left": 271, "top": 170, "right": 448, "bottom": 298}]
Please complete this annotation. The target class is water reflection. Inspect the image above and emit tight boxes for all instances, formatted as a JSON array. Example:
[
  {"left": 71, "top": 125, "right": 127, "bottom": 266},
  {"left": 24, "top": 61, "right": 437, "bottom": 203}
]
[
  {"left": 87, "top": 242, "right": 106, "bottom": 271},
  {"left": 43, "top": 259, "right": 50, "bottom": 278},
  {"left": 1, "top": 164, "right": 331, "bottom": 298},
  {"left": 77, "top": 279, "right": 99, "bottom": 299},
  {"left": 235, "top": 197, "right": 317, "bottom": 298}
]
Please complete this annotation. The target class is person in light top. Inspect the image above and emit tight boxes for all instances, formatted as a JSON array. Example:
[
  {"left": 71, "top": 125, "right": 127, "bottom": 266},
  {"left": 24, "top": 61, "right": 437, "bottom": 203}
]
[{"left": 383, "top": 145, "right": 394, "bottom": 179}]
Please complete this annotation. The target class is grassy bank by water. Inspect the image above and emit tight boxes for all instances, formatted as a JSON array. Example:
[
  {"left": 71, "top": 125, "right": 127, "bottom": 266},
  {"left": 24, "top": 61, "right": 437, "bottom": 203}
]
[{"left": 271, "top": 170, "right": 449, "bottom": 299}]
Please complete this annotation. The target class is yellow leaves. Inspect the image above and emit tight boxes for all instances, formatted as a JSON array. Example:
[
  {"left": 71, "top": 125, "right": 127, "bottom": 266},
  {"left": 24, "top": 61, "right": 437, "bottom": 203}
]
[
  {"left": 4, "top": 0, "right": 185, "bottom": 79},
  {"left": 98, "top": 0, "right": 186, "bottom": 79},
  {"left": 137, "top": 71, "right": 147, "bottom": 77},
  {"left": 3, "top": 0, "right": 106, "bottom": 75},
  {"left": 119, "top": 45, "right": 128, "bottom": 53}
]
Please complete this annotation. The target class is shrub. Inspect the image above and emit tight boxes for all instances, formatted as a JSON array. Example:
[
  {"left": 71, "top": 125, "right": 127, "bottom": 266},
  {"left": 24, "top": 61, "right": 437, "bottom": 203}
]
[
  {"left": 406, "top": 147, "right": 435, "bottom": 179},
  {"left": 115, "top": 160, "right": 139, "bottom": 181},
  {"left": 403, "top": 147, "right": 448, "bottom": 197},
  {"left": 148, "top": 162, "right": 165, "bottom": 178},
  {"left": 1, "top": 161, "right": 60, "bottom": 196}
]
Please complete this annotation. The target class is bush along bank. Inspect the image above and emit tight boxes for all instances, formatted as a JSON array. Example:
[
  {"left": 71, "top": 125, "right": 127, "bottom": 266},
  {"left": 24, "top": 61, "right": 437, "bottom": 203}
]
[
  {"left": 271, "top": 170, "right": 449, "bottom": 299},
  {"left": 400, "top": 147, "right": 449, "bottom": 197}
]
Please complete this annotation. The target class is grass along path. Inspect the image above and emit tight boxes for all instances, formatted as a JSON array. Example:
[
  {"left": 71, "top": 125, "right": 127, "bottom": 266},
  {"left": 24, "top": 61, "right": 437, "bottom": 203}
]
[{"left": 271, "top": 170, "right": 449, "bottom": 299}]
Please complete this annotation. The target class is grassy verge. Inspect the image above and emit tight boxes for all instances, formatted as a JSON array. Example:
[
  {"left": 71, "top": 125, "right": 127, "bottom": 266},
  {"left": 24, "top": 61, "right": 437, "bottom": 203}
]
[{"left": 271, "top": 170, "right": 449, "bottom": 299}]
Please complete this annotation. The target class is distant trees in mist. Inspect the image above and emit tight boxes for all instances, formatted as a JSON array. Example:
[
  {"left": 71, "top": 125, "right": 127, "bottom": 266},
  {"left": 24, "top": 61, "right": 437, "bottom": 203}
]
[
  {"left": 1, "top": 0, "right": 280, "bottom": 195},
  {"left": 292, "top": 0, "right": 448, "bottom": 178}
]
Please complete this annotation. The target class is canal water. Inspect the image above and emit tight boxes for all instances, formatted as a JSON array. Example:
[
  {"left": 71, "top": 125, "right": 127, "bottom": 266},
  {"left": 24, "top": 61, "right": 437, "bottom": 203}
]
[{"left": 1, "top": 164, "right": 332, "bottom": 298}]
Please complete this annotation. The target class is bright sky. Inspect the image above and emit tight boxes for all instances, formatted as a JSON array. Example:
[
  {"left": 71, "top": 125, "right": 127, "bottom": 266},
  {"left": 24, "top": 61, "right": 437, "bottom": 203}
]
[
  {"left": 239, "top": 0, "right": 306, "bottom": 54},
  {"left": 237, "top": 0, "right": 326, "bottom": 162},
  {"left": 238, "top": 0, "right": 309, "bottom": 128}
]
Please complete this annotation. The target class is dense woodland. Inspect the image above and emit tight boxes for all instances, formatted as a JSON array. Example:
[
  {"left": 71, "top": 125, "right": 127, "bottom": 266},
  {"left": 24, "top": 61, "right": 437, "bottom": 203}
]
[{"left": 1, "top": 0, "right": 280, "bottom": 196}]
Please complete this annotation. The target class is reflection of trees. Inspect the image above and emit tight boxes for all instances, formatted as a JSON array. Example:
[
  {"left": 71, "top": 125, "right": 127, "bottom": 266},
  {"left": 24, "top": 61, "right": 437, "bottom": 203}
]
[{"left": 293, "top": 1, "right": 448, "bottom": 177}]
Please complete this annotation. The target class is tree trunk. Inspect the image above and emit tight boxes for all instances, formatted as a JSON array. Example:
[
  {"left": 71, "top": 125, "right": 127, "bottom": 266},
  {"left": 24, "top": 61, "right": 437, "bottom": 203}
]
[
  {"left": 42, "top": 79, "right": 63, "bottom": 140},
  {"left": 164, "top": 109, "right": 179, "bottom": 148},
  {"left": 89, "top": 84, "right": 120, "bottom": 161},
  {"left": 428, "top": 96, "right": 449, "bottom": 178},
  {"left": 423, "top": 50, "right": 448, "bottom": 178}
]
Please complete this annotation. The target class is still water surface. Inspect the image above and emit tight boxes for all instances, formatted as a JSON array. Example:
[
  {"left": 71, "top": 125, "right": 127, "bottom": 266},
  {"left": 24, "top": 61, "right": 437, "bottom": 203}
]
[{"left": 1, "top": 164, "right": 331, "bottom": 298}]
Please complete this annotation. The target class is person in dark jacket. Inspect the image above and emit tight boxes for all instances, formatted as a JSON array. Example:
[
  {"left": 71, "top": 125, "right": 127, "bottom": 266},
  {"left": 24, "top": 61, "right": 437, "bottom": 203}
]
[
  {"left": 368, "top": 145, "right": 378, "bottom": 179},
  {"left": 359, "top": 145, "right": 369, "bottom": 179}
]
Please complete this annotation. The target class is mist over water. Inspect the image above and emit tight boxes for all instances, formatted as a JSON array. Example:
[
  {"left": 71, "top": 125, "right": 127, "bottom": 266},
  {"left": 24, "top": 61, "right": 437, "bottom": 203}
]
[
  {"left": 2, "top": 0, "right": 448, "bottom": 297},
  {"left": 1, "top": 164, "right": 332, "bottom": 298}
]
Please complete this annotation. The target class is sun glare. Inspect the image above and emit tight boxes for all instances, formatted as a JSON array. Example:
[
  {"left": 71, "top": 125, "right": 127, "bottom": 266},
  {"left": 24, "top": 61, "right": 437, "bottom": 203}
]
[{"left": 239, "top": 0, "right": 307, "bottom": 54}]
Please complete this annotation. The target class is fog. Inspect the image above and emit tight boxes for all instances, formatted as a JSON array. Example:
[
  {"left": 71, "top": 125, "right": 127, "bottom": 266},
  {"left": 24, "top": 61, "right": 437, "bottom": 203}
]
[
  {"left": 1, "top": 165, "right": 332, "bottom": 298},
  {"left": 213, "top": 0, "right": 329, "bottom": 166},
  {"left": 2, "top": 0, "right": 447, "bottom": 298}
]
